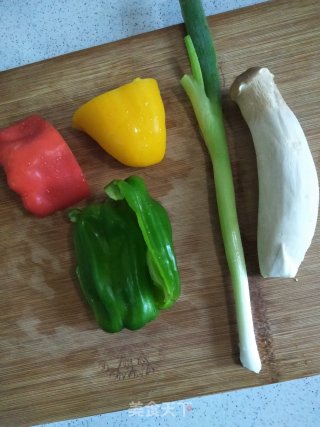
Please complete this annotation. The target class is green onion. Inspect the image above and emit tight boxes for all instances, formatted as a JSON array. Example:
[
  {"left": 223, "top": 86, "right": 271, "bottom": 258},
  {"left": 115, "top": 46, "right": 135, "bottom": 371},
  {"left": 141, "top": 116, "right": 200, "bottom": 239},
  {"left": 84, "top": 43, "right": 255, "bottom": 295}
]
[{"left": 179, "top": 0, "right": 261, "bottom": 373}]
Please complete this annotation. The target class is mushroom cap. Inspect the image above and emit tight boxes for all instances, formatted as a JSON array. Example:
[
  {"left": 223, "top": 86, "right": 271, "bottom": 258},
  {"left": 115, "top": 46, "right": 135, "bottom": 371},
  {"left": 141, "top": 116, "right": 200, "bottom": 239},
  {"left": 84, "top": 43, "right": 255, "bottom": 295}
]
[{"left": 230, "top": 67, "right": 271, "bottom": 101}]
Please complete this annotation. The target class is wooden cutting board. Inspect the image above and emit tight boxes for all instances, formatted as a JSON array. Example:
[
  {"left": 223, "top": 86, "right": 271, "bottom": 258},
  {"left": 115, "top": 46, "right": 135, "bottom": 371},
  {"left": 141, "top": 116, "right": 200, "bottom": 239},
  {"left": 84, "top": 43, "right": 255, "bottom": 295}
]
[{"left": 1, "top": 0, "right": 319, "bottom": 425}]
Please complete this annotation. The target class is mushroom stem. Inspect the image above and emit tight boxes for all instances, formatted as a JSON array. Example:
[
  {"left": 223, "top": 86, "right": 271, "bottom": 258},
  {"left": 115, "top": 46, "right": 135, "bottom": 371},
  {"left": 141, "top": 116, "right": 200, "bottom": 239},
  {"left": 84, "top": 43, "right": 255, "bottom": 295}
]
[{"left": 231, "top": 67, "right": 319, "bottom": 278}]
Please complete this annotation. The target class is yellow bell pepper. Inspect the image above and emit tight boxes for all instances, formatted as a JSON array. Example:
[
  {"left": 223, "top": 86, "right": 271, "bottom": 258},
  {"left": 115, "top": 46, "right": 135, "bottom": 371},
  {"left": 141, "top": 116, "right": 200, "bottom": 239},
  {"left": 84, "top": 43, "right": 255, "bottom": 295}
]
[{"left": 72, "top": 78, "right": 166, "bottom": 167}]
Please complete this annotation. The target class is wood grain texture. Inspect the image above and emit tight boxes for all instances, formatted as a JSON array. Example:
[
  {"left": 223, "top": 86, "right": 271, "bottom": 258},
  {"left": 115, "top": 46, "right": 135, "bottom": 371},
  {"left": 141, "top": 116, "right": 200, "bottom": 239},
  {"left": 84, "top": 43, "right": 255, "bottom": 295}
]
[{"left": 0, "top": 0, "right": 319, "bottom": 425}]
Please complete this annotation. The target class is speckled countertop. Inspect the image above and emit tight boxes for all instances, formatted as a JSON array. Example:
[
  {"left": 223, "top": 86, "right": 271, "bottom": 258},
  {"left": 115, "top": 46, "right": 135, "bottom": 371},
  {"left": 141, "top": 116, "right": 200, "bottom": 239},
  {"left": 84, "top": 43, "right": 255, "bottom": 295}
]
[
  {"left": 33, "top": 377, "right": 319, "bottom": 427},
  {"left": 1, "top": 1, "right": 319, "bottom": 426},
  {"left": 0, "top": 0, "right": 266, "bottom": 71}
]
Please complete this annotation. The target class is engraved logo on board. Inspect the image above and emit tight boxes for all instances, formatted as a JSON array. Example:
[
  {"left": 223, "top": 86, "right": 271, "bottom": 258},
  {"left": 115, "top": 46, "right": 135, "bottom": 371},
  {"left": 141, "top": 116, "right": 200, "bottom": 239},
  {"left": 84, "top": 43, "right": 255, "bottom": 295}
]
[{"left": 100, "top": 351, "right": 157, "bottom": 380}]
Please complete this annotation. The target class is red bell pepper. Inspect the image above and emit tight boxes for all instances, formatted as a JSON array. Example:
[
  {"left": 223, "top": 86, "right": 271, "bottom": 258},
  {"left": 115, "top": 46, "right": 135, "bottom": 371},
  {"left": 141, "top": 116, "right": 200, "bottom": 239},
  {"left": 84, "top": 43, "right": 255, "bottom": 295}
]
[{"left": 0, "top": 115, "right": 90, "bottom": 217}]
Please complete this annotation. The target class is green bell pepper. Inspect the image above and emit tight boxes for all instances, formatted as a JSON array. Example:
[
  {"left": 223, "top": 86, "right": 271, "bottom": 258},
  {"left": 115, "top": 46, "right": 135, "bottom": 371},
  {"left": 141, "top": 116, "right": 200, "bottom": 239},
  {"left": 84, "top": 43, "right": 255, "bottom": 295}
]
[{"left": 69, "top": 176, "right": 181, "bottom": 332}]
